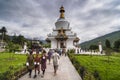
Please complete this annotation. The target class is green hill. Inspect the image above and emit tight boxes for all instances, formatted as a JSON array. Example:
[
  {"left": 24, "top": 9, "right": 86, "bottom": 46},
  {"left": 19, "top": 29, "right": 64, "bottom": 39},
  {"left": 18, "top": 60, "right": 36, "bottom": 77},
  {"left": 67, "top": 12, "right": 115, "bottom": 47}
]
[{"left": 80, "top": 30, "right": 120, "bottom": 49}]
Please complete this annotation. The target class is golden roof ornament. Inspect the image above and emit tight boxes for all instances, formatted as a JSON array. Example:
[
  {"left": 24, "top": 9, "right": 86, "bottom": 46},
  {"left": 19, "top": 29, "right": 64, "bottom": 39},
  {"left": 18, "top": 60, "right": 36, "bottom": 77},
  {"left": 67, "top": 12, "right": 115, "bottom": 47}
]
[
  {"left": 60, "top": 6, "right": 65, "bottom": 18},
  {"left": 55, "top": 28, "right": 68, "bottom": 40},
  {"left": 74, "top": 37, "right": 80, "bottom": 42}
]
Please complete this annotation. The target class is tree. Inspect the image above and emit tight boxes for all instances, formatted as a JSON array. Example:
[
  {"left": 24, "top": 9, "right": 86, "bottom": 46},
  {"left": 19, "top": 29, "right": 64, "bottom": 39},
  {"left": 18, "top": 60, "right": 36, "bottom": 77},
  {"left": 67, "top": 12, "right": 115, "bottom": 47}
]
[
  {"left": 105, "top": 39, "right": 111, "bottom": 48},
  {"left": 0, "top": 26, "right": 7, "bottom": 42},
  {"left": 105, "top": 39, "right": 112, "bottom": 80},
  {"left": 105, "top": 39, "right": 112, "bottom": 57},
  {"left": 12, "top": 35, "right": 18, "bottom": 44},
  {"left": 105, "top": 39, "right": 112, "bottom": 56},
  {"left": 17, "top": 35, "right": 26, "bottom": 45},
  {"left": 6, "top": 42, "right": 21, "bottom": 52},
  {"left": 12, "top": 34, "right": 26, "bottom": 46},
  {"left": 89, "top": 45, "right": 98, "bottom": 50},
  {"left": 4, "top": 35, "right": 10, "bottom": 42},
  {"left": 113, "top": 39, "right": 120, "bottom": 52}
]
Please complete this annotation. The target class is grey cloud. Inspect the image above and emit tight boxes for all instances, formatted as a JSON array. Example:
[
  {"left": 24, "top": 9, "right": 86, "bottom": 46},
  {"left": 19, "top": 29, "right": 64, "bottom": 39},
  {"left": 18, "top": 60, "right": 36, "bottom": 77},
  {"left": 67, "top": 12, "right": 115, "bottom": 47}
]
[
  {"left": 106, "top": 0, "right": 120, "bottom": 8},
  {"left": 0, "top": 0, "right": 120, "bottom": 42},
  {"left": 22, "top": 23, "right": 30, "bottom": 28}
]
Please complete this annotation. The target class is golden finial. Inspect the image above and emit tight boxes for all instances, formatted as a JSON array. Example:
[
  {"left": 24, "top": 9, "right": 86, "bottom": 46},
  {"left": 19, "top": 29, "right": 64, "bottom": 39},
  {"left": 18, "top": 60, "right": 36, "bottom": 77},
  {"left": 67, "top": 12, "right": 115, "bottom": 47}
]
[{"left": 60, "top": 6, "right": 65, "bottom": 18}]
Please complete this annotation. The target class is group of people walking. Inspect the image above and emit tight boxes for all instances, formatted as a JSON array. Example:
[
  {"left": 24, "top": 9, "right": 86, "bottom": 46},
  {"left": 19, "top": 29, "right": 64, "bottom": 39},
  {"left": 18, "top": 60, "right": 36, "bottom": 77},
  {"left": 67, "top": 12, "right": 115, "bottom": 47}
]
[{"left": 26, "top": 49, "right": 60, "bottom": 78}]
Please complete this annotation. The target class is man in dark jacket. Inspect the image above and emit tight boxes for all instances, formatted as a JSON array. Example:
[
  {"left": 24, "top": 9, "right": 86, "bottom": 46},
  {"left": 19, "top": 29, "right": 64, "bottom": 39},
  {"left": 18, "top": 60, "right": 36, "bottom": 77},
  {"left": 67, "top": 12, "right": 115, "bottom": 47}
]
[
  {"left": 26, "top": 51, "right": 34, "bottom": 78},
  {"left": 33, "top": 53, "right": 40, "bottom": 78}
]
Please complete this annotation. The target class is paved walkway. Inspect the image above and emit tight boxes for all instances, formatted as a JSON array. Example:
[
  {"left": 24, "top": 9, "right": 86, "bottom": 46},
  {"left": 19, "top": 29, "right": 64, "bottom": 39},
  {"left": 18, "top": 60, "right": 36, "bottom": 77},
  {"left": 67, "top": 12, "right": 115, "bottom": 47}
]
[{"left": 19, "top": 56, "right": 82, "bottom": 80}]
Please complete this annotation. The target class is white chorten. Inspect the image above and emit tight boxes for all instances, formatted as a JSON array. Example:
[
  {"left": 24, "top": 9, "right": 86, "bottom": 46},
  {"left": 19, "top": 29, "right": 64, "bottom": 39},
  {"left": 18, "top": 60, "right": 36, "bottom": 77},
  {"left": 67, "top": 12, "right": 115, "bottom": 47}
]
[{"left": 47, "top": 6, "right": 80, "bottom": 49}]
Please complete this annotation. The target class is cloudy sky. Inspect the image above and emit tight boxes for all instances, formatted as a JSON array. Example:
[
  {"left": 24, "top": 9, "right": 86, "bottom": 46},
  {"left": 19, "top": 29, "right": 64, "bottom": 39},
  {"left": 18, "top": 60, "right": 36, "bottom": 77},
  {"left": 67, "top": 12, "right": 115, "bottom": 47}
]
[{"left": 0, "top": 0, "right": 120, "bottom": 43}]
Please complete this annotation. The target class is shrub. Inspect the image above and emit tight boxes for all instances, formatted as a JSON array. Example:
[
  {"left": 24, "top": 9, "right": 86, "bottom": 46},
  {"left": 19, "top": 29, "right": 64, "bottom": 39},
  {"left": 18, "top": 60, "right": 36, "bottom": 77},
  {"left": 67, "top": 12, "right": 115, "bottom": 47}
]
[
  {"left": 0, "top": 65, "right": 28, "bottom": 80},
  {"left": 68, "top": 49, "right": 75, "bottom": 53},
  {"left": 80, "top": 66, "right": 86, "bottom": 79},
  {"left": 93, "top": 70, "right": 101, "bottom": 80},
  {"left": 84, "top": 72, "right": 95, "bottom": 80},
  {"left": 0, "top": 66, "right": 15, "bottom": 80}
]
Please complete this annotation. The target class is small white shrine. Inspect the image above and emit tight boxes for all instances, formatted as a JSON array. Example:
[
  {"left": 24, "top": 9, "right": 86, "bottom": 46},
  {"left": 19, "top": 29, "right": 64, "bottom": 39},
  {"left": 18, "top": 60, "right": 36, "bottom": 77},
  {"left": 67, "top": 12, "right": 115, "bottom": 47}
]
[{"left": 47, "top": 6, "right": 79, "bottom": 49}]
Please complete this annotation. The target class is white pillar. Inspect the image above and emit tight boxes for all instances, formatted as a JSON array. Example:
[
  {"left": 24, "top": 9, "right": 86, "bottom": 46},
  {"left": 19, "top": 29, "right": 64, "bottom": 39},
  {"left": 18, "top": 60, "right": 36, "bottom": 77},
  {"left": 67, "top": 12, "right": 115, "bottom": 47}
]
[
  {"left": 75, "top": 48, "right": 77, "bottom": 54},
  {"left": 99, "top": 42, "right": 102, "bottom": 54}
]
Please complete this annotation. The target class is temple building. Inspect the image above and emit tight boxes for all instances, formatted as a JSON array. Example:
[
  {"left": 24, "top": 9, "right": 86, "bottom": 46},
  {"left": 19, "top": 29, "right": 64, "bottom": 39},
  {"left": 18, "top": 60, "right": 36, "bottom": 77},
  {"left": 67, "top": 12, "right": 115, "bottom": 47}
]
[{"left": 46, "top": 6, "right": 80, "bottom": 49}]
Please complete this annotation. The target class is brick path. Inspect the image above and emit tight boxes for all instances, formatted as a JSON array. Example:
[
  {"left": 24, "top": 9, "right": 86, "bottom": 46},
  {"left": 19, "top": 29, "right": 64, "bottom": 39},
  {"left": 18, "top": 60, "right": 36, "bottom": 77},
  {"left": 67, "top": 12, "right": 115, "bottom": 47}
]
[{"left": 19, "top": 56, "right": 82, "bottom": 80}]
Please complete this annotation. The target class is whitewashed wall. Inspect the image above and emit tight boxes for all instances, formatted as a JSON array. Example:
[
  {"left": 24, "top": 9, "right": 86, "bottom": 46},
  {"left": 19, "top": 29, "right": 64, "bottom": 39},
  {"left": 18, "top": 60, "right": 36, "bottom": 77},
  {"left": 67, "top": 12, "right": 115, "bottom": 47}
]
[
  {"left": 51, "top": 39, "right": 57, "bottom": 49},
  {"left": 66, "top": 39, "right": 75, "bottom": 49}
]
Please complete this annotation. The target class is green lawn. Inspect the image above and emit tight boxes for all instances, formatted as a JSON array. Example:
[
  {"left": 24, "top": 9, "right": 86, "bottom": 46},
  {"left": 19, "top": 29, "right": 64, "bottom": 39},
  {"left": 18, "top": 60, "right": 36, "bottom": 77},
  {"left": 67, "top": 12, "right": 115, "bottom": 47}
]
[
  {"left": 0, "top": 52, "right": 27, "bottom": 73},
  {"left": 74, "top": 54, "right": 120, "bottom": 80}
]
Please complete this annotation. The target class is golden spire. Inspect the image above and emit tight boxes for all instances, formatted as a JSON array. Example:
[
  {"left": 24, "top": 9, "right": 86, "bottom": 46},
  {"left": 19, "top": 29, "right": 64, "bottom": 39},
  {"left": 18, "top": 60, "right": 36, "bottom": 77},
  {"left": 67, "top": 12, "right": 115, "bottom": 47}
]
[{"left": 60, "top": 6, "right": 65, "bottom": 18}]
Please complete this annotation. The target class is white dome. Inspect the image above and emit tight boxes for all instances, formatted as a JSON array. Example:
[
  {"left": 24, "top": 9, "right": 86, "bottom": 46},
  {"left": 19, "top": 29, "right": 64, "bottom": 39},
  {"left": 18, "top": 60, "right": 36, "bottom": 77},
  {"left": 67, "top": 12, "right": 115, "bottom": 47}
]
[{"left": 55, "top": 18, "right": 70, "bottom": 30}]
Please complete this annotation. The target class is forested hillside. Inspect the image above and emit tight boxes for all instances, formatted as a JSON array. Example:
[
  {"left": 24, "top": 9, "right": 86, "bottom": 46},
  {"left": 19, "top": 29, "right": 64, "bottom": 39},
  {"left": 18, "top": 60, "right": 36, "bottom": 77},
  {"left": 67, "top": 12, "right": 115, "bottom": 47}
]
[{"left": 80, "top": 30, "right": 120, "bottom": 49}]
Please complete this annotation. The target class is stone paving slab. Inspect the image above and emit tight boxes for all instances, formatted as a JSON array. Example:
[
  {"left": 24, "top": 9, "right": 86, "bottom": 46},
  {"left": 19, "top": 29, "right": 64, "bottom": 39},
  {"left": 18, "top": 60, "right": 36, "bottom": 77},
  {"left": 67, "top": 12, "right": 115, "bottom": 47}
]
[{"left": 19, "top": 56, "right": 82, "bottom": 80}]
